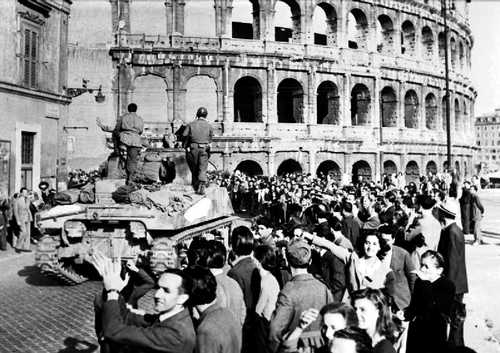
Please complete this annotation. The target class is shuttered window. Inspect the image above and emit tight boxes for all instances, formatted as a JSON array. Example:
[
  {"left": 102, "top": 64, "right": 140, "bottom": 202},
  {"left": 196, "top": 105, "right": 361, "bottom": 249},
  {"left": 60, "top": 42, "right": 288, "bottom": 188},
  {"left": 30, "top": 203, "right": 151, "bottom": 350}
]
[{"left": 22, "top": 27, "right": 39, "bottom": 88}]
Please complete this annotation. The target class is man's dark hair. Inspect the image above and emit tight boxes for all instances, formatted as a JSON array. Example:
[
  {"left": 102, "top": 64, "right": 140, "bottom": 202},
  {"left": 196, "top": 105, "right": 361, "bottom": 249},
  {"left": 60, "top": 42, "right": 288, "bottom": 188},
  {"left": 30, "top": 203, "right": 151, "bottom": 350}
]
[
  {"left": 20, "top": 187, "right": 28, "bottom": 193},
  {"left": 255, "top": 216, "right": 273, "bottom": 229},
  {"left": 332, "top": 327, "right": 374, "bottom": 353},
  {"left": 377, "top": 224, "right": 395, "bottom": 239},
  {"left": 231, "top": 226, "right": 254, "bottom": 256},
  {"left": 206, "top": 240, "right": 226, "bottom": 269},
  {"left": 254, "top": 245, "right": 277, "bottom": 272},
  {"left": 162, "top": 268, "right": 192, "bottom": 297},
  {"left": 128, "top": 103, "right": 137, "bottom": 112},
  {"left": 342, "top": 202, "right": 353, "bottom": 214},
  {"left": 183, "top": 265, "right": 217, "bottom": 306},
  {"left": 385, "top": 191, "right": 396, "bottom": 204},
  {"left": 187, "top": 237, "right": 209, "bottom": 267}
]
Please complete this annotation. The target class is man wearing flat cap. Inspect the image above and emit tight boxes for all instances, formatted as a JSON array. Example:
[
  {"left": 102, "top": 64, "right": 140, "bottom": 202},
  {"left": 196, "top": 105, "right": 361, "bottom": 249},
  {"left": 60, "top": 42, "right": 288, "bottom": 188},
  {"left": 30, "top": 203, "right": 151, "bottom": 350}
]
[
  {"left": 269, "top": 238, "right": 333, "bottom": 353},
  {"left": 436, "top": 200, "right": 468, "bottom": 348}
]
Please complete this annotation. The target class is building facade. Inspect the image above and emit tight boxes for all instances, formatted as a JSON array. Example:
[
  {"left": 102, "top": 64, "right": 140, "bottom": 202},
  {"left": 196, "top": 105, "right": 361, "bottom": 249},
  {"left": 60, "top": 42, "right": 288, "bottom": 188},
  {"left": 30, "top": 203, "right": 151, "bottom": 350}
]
[
  {"left": 475, "top": 109, "right": 500, "bottom": 172},
  {"left": 0, "top": 0, "right": 72, "bottom": 196},
  {"left": 67, "top": 0, "right": 476, "bottom": 183}
]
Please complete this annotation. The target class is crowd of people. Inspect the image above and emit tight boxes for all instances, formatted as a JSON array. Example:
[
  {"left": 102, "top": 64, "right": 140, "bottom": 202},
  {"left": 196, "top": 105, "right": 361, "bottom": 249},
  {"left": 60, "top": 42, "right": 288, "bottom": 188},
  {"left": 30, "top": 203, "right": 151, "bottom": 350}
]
[{"left": 90, "top": 169, "right": 484, "bottom": 353}]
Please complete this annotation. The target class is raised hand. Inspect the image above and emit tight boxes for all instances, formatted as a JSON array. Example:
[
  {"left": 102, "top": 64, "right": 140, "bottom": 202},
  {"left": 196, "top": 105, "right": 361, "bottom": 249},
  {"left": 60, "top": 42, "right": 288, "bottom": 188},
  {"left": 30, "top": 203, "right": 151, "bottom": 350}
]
[
  {"left": 299, "top": 308, "right": 319, "bottom": 330},
  {"left": 90, "top": 251, "right": 129, "bottom": 292}
]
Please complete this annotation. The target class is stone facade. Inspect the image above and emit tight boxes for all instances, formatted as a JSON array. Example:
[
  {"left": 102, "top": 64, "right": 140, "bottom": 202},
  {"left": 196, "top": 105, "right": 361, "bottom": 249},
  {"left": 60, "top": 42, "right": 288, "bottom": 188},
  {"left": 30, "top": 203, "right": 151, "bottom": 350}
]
[
  {"left": 475, "top": 110, "right": 500, "bottom": 172},
  {"left": 67, "top": 0, "right": 477, "bottom": 183},
  {"left": 0, "top": 0, "right": 71, "bottom": 195}
]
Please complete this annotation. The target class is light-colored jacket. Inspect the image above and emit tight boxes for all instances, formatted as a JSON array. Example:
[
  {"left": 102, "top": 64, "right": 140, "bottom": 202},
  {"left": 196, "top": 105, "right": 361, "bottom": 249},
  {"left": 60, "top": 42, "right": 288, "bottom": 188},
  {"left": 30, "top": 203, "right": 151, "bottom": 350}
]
[
  {"left": 13, "top": 197, "right": 32, "bottom": 224},
  {"left": 407, "top": 210, "right": 441, "bottom": 251}
]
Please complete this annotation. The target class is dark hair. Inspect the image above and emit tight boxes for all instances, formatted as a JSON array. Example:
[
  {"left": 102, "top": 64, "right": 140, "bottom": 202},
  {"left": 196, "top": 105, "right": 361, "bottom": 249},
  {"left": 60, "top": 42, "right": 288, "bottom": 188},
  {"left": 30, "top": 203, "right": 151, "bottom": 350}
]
[
  {"left": 342, "top": 202, "right": 353, "bottom": 213},
  {"left": 351, "top": 288, "right": 397, "bottom": 343},
  {"left": 183, "top": 265, "right": 217, "bottom": 306},
  {"left": 255, "top": 217, "right": 273, "bottom": 229},
  {"left": 20, "top": 187, "right": 28, "bottom": 193},
  {"left": 161, "top": 268, "right": 192, "bottom": 297},
  {"left": 385, "top": 191, "right": 396, "bottom": 203},
  {"left": 421, "top": 250, "right": 445, "bottom": 269},
  {"left": 449, "top": 182, "right": 458, "bottom": 198},
  {"left": 377, "top": 225, "right": 395, "bottom": 239},
  {"left": 231, "top": 226, "right": 254, "bottom": 256},
  {"left": 206, "top": 240, "right": 226, "bottom": 269},
  {"left": 187, "top": 237, "right": 209, "bottom": 267},
  {"left": 254, "top": 245, "right": 277, "bottom": 272},
  {"left": 320, "top": 302, "right": 358, "bottom": 327},
  {"left": 128, "top": 103, "right": 137, "bottom": 112},
  {"left": 332, "top": 327, "right": 374, "bottom": 353}
]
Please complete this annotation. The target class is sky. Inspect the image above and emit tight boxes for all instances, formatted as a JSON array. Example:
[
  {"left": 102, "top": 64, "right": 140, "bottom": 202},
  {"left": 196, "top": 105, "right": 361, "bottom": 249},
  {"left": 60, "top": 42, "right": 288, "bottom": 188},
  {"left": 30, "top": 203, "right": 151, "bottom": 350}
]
[{"left": 471, "top": 0, "right": 500, "bottom": 116}]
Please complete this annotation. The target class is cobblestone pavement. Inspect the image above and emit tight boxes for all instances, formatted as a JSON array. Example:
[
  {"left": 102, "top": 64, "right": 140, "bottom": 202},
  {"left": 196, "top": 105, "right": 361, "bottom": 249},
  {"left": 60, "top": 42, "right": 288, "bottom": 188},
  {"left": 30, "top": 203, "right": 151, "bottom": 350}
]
[{"left": 1, "top": 214, "right": 500, "bottom": 352}]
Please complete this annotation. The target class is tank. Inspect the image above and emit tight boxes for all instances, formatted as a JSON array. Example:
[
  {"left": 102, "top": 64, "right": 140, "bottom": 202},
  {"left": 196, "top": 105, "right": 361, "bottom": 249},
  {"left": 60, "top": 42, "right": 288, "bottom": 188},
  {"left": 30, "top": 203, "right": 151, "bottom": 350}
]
[{"left": 35, "top": 148, "right": 240, "bottom": 284}]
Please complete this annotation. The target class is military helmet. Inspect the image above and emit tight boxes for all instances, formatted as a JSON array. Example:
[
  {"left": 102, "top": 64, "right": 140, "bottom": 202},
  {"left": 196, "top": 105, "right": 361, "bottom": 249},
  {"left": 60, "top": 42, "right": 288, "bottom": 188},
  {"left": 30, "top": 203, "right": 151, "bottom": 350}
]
[{"left": 196, "top": 107, "right": 208, "bottom": 118}]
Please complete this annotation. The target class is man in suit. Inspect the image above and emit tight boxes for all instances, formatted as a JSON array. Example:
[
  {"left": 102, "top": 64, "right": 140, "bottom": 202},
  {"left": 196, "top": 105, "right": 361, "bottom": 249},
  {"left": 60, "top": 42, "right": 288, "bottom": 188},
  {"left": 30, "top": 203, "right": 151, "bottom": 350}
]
[
  {"left": 227, "top": 225, "right": 261, "bottom": 353},
  {"left": 436, "top": 201, "right": 468, "bottom": 348},
  {"left": 14, "top": 187, "right": 32, "bottom": 252},
  {"left": 91, "top": 253, "right": 195, "bottom": 353},
  {"left": 379, "top": 225, "right": 416, "bottom": 311},
  {"left": 470, "top": 185, "right": 485, "bottom": 245},
  {"left": 341, "top": 202, "right": 361, "bottom": 250}
]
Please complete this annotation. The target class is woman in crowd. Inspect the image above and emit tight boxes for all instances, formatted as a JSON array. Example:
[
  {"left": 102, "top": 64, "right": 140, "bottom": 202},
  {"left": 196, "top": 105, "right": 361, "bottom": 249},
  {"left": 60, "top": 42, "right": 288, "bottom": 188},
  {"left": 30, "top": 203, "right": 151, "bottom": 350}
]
[
  {"left": 304, "top": 232, "right": 394, "bottom": 294},
  {"left": 402, "top": 250, "right": 455, "bottom": 353},
  {"left": 351, "top": 288, "right": 397, "bottom": 353}
]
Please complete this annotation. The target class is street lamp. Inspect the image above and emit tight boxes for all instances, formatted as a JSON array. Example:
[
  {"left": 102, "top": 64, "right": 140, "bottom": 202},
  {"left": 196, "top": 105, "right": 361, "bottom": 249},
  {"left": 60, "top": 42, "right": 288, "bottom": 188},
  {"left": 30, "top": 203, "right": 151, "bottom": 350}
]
[
  {"left": 64, "top": 79, "right": 106, "bottom": 103},
  {"left": 442, "top": 0, "right": 452, "bottom": 172}
]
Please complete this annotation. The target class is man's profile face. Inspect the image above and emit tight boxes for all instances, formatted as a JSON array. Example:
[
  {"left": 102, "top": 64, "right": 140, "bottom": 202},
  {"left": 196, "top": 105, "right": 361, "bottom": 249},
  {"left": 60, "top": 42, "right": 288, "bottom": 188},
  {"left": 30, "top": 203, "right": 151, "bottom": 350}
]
[
  {"left": 154, "top": 273, "right": 185, "bottom": 314},
  {"left": 330, "top": 337, "right": 356, "bottom": 353}
]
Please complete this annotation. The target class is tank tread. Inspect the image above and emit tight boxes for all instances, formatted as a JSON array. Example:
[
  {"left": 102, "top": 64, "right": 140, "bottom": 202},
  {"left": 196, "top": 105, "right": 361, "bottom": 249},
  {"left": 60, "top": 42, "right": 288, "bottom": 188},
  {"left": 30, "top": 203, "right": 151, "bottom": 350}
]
[{"left": 39, "top": 262, "right": 89, "bottom": 285}]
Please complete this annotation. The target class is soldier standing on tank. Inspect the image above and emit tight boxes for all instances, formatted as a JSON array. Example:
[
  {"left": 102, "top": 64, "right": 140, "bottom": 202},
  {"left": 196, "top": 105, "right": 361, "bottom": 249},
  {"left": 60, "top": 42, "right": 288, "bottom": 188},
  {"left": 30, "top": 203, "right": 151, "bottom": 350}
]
[
  {"left": 119, "top": 103, "right": 144, "bottom": 182},
  {"left": 182, "top": 107, "right": 214, "bottom": 195}
]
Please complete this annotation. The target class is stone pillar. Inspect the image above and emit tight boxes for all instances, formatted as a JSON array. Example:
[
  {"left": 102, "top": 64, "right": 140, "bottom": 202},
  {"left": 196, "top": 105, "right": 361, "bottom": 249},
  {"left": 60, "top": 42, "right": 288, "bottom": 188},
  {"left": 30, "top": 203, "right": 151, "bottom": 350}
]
[
  {"left": 303, "top": 7, "right": 314, "bottom": 45},
  {"left": 264, "top": 9, "right": 276, "bottom": 41},
  {"left": 419, "top": 88, "right": 426, "bottom": 129},
  {"left": 266, "top": 62, "right": 277, "bottom": 127},
  {"left": 165, "top": 0, "right": 174, "bottom": 36},
  {"left": 373, "top": 76, "right": 380, "bottom": 128},
  {"left": 309, "top": 148, "right": 317, "bottom": 175},
  {"left": 222, "top": 60, "right": 230, "bottom": 126},
  {"left": 367, "top": 4, "right": 377, "bottom": 53},
  {"left": 394, "top": 11, "right": 402, "bottom": 56},
  {"left": 175, "top": 0, "right": 186, "bottom": 35},
  {"left": 343, "top": 73, "right": 351, "bottom": 126},
  {"left": 415, "top": 16, "right": 423, "bottom": 61},
  {"left": 268, "top": 150, "right": 275, "bottom": 176},
  {"left": 110, "top": 0, "right": 131, "bottom": 33},
  {"left": 338, "top": 0, "right": 348, "bottom": 48},
  {"left": 224, "top": 1, "right": 233, "bottom": 37},
  {"left": 398, "top": 81, "right": 405, "bottom": 128},
  {"left": 307, "top": 66, "right": 316, "bottom": 126},
  {"left": 223, "top": 152, "right": 232, "bottom": 172}
]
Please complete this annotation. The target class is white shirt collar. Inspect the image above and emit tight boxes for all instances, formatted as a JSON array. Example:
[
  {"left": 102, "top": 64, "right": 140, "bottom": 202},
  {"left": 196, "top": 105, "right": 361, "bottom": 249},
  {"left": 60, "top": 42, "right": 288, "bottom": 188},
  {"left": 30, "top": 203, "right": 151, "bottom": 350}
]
[
  {"left": 210, "top": 268, "right": 223, "bottom": 276},
  {"left": 159, "top": 307, "right": 184, "bottom": 322}
]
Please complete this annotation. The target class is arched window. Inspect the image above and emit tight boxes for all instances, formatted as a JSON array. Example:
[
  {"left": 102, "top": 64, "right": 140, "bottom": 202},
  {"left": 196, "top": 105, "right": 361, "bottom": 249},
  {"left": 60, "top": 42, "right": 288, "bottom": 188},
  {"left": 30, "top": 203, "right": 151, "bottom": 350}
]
[
  {"left": 185, "top": 75, "right": 218, "bottom": 122},
  {"left": 425, "top": 93, "right": 437, "bottom": 130},
  {"left": 383, "top": 160, "right": 397, "bottom": 175},
  {"left": 347, "top": 9, "right": 368, "bottom": 50},
  {"left": 312, "top": 3, "right": 337, "bottom": 46},
  {"left": 234, "top": 77, "right": 262, "bottom": 122},
  {"left": 401, "top": 20, "right": 416, "bottom": 56},
  {"left": 351, "top": 84, "right": 371, "bottom": 126},
  {"left": 405, "top": 161, "right": 420, "bottom": 184},
  {"left": 426, "top": 161, "right": 438, "bottom": 175},
  {"left": 376, "top": 15, "right": 394, "bottom": 55},
  {"left": 421, "top": 26, "right": 434, "bottom": 61},
  {"left": 235, "top": 160, "right": 263, "bottom": 176},
  {"left": 278, "top": 78, "right": 303, "bottom": 123},
  {"left": 184, "top": 0, "right": 216, "bottom": 37},
  {"left": 317, "top": 81, "right": 339, "bottom": 125},
  {"left": 404, "top": 90, "right": 419, "bottom": 129},
  {"left": 131, "top": 75, "right": 168, "bottom": 124},
  {"left": 450, "top": 37, "right": 457, "bottom": 70},
  {"left": 352, "top": 160, "right": 372, "bottom": 183},
  {"left": 454, "top": 98, "right": 461, "bottom": 131},
  {"left": 232, "top": 0, "right": 260, "bottom": 39},
  {"left": 380, "top": 86, "right": 397, "bottom": 127},
  {"left": 274, "top": 0, "right": 301, "bottom": 43},
  {"left": 317, "top": 160, "right": 341, "bottom": 181}
]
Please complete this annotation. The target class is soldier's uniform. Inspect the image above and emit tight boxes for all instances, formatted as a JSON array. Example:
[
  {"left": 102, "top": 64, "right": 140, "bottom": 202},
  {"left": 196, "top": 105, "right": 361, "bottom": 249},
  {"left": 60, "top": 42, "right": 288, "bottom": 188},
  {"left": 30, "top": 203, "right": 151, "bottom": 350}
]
[{"left": 183, "top": 107, "right": 214, "bottom": 194}]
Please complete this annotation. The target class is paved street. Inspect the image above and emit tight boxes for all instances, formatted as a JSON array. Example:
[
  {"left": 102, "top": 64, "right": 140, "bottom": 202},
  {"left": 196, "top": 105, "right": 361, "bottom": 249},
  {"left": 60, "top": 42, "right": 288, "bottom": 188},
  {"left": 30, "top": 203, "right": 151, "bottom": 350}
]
[{"left": 1, "top": 192, "right": 500, "bottom": 353}]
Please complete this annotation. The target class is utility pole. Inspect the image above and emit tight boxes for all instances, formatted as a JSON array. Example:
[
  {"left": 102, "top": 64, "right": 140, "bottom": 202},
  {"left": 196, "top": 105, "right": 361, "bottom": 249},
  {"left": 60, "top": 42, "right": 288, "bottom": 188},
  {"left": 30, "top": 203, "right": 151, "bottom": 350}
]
[{"left": 442, "top": 0, "right": 452, "bottom": 171}]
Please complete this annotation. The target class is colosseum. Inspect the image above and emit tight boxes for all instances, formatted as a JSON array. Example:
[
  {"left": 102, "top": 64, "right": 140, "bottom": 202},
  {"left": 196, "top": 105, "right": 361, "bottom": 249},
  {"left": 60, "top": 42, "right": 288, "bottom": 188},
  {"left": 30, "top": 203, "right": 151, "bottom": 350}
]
[{"left": 66, "top": 0, "right": 476, "bottom": 184}]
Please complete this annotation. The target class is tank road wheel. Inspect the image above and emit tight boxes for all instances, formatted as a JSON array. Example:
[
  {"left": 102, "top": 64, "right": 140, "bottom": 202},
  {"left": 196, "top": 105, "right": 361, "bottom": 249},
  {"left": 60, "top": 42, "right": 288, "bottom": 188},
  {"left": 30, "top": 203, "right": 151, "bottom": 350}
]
[{"left": 149, "top": 238, "right": 178, "bottom": 275}]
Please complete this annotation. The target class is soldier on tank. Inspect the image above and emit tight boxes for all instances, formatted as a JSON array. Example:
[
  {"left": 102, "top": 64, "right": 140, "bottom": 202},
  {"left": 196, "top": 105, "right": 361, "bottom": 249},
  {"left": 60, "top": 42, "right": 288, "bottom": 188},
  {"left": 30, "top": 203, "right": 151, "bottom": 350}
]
[{"left": 182, "top": 107, "right": 214, "bottom": 195}]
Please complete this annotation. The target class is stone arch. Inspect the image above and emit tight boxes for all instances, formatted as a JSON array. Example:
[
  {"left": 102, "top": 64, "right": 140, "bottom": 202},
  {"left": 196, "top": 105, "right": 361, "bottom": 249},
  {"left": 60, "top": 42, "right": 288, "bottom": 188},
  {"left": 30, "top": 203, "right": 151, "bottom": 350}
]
[
  {"left": 277, "top": 159, "right": 303, "bottom": 176},
  {"left": 383, "top": 160, "right": 397, "bottom": 175},
  {"left": 316, "top": 160, "right": 341, "bottom": 181},
  {"left": 401, "top": 20, "right": 416, "bottom": 56},
  {"left": 405, "top": 160, "right": 420, "bottom": 184},
  {"left": 438, "top": 32, "right": 445, "bottom": 66},
  {"left": 421, "top": 26, "right": 434, "bottom": 61},
  {"left": 184, "top": 0, "right": 216, "bottom": 37},
  {"left": 376, "top": 14, "right": 394, "bottom": 55},
  {"left": 347, "top": 8, "right": 368, "bottom": 50},
  {"left": 278, "top": 78, "right": 304, "bottom": 123},
  {"left": 450, "top": 36, "right": 457, "bottom": 71},
  {"left": 425, "top": 93, "right": 438, "bottom": 130},
  {"left": 317, "top": 81, "right": 339, "bottom": 125},
  {"left": 404, "top": 90, "right": 419, "bottom": 129},
  {"left": 234, "top": 76, "right": 263, "bottom": 122},
  {"left": 232, "top": 0, "right": 260, "bottom": 39},
  {"left": 351, "top": 83, "right": 371, "bottom": 126},
  {"left": 454, "top": 98, "right": 461, "bottom": 131},
  {"left": 274, "top": 0, "right": 301, "bottom": 42},
  {"left": 426, "top": 160, "right": 437, "bottom": 175},
  {"left": 352, "top": 160, "right": 372, "bottom": 183},
  {"left": 185, "top": 75, "right": 218, "bottom": 123},
  {"left": 235, "top": 159, "right": 264, "bottom": 176},
  {"left": 130, "top": 75, "right": 168, "bottom": 124},
  {"left": 313, "top": 2, "right": 337, "bottom": 46},
  {"left": 380, "top": 86, "right": 397, "bottom": 127}
]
